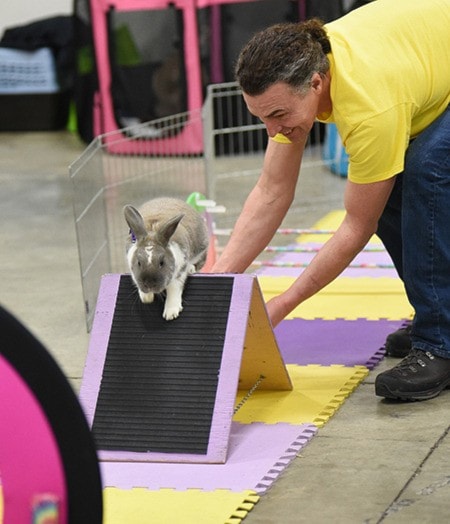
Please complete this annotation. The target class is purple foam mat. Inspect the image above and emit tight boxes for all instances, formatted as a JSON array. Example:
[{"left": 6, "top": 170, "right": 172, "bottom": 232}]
[
  {"left": 254, "top": 243, "right": 398, "bottom": 278},
  {"left": 101, "top": 422, "right": 317, "bottom": 494},
  {"left": 274, "top": 318, "right": 407, "bottom": 369}
]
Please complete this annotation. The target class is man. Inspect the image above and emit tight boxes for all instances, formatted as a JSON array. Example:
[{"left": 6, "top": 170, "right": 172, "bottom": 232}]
[{"left": 211, "top": 0, "right": 450, "bottom": 401}]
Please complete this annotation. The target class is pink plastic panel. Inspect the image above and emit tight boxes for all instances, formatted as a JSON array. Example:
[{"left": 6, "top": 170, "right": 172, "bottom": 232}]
[{"left": 0, "top": 356, "right": 67, "bottom": 523}]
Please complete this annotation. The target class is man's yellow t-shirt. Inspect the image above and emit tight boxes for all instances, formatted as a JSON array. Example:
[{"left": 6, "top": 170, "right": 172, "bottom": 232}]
[{"left": 275, "top": 0, "right": 450, "bottom": 184}]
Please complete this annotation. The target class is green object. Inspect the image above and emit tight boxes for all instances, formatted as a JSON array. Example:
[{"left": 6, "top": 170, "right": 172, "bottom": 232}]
[
  {"left": 76, "top": 25, "right": 141, "bottom": 74},
  {"left": 114, "top": 25, "right": 141, "bottom": 66},
  {"left": 77, "top": 45, "right": 95, "bottom": 75},
  {"left": 186, "top": 192, "right": 206, "bottom": 212},
  {"left": 66, "top": 99, "right": 78, "bottom": 133}
]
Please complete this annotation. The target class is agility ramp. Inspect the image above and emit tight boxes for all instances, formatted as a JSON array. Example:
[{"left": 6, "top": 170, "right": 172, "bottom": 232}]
[{"left": 80, "top": 273, "right": 292, "bottom": 464}]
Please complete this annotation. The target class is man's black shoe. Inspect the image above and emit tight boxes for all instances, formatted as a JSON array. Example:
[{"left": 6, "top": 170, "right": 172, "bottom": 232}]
[
  {"left": 384, "top": 321, "right": 412, "bottom": 358},
  {"left": 375, "top": 348, "right": 450, "bottom": 401}
]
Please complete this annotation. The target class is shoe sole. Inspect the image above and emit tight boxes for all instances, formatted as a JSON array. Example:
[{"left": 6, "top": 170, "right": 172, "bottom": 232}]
[
  {"left": 384, "top": 348, "right": 411, "bottom": 359},
  {"left": 384, "top": 343, "right": 411, "bottom": 359},
  {"left": 375, "top": 380, "right": 450, "bottom": 401}
]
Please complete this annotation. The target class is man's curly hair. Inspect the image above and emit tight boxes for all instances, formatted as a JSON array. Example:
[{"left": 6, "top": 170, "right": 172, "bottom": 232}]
[{"left": 235, "top": 19, "right": 331, "bottom": 96}]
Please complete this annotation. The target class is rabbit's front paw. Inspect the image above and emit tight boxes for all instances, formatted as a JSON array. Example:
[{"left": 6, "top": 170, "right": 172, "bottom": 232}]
[
  {"left": 163, "top": 298, "right": 183, "bottom": 320},
  {"left": 139, "top": 290, "right": 155, "bottom": 304}
]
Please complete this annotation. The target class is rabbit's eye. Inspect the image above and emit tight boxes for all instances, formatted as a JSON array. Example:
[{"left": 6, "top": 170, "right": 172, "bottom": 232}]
[{"left": 159, "top": 258, "right": 165, "bottom": 268}]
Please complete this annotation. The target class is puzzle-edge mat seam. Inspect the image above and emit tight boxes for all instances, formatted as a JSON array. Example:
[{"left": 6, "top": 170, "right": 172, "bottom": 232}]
[
  {"left": 102, "top": 487, "right": 260, "bottom": 524},
  {"left": 100, "top": 422, "right": 318, "bottom": 494},
  {"left": 234, "top": 364, "right": 369, "bottom": 428}
]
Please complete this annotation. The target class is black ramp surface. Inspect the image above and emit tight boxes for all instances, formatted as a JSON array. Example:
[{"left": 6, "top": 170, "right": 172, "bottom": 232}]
[{"left": 92, "top": 275, "right": 233, "bottom": 455}]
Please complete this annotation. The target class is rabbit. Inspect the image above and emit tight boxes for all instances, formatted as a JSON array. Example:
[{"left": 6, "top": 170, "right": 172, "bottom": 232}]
[{"left": 124, "top": 197, "right": 209, "bottom": 320}]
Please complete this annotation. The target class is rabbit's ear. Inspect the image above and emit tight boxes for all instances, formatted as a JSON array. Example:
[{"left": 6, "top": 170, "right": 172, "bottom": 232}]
[
  {"left": 124, "top": 205, "right": 147, "bottom": 241},
  {"left": 157, "top": 213, "right": 184, "bottom": 246}
]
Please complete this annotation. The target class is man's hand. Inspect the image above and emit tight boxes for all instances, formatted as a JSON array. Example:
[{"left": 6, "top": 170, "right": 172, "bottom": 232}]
[{"left": 265, "top": 295, "right": 289, "bottom": 328}]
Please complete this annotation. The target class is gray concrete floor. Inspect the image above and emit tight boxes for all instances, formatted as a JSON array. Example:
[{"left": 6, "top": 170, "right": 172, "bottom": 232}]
[{"left": 1, "top": 130, "right": 450, "bottom": 523}]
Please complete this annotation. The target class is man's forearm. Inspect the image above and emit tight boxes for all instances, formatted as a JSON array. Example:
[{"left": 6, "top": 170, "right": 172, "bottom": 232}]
[{"left": 267, "top": 211, "right": 377, "bottom": 326}]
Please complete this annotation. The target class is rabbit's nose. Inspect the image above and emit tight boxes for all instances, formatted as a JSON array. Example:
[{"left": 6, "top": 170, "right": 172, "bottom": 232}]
[{"left": 141, "top": 272, "right": 164, "bottom": 292}]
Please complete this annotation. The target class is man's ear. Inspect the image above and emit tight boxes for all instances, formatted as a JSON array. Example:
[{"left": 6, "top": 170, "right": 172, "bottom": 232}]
[{"left": 310, "top": 72, "right": 323, "bottom": 93}]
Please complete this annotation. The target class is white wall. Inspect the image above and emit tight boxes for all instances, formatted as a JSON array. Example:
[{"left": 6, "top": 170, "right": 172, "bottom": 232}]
[{"left": 0, "top": 0, "right": 72, "bottom": 38}]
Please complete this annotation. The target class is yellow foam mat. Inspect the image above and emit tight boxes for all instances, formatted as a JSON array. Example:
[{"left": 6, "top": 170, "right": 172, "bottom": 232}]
[
  {"left": 259, "top": 276, "right": 413, "bottom": 320},
  {"left": 103, "top": 488, "right": 259, "bottom": 524},
  {"left": 234, "top": 364, "right": 368, "bottom": 427}
]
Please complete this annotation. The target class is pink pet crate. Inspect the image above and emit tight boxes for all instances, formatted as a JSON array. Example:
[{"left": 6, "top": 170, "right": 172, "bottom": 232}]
[
  {"left": 87, "top": 0, "right": 203, "bottom": 154},
  {"left": 75, "top": 0, "right": 306, "bottom": 154}
]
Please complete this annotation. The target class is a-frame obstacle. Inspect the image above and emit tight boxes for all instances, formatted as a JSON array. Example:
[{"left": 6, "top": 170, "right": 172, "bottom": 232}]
[{"left": 80, "top": 273, "right": 292, "bottom": 464}]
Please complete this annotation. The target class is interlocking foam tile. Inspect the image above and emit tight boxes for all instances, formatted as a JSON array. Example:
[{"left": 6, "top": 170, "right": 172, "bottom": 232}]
[
  {"left": 101, "top": 422, "right": 317, "bottom": 494},
  {"left": 103, "top": 488, "right": 259, "bottom": 524},
  {"left": 254, "top": 242, "right": 398, "bottom": 278},
  {"left": 234, "top": 364, "right": 368, "bottom": 427},
  {"left": 274, "top": 318, "right": 407, "bottom": 369},
  {"left": 259, "top": 276, "right": 413, "bottom": 320}
]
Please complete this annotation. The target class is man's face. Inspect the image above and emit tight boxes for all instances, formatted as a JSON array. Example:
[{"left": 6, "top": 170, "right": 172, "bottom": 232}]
[{"left": 243, "top": 79, "right": 322, "bottom": 143}]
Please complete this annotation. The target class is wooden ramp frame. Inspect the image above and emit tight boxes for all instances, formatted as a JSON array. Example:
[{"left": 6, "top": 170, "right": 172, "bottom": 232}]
[{"left": 80, "top": 273, "right": 292, "bottom": 464}]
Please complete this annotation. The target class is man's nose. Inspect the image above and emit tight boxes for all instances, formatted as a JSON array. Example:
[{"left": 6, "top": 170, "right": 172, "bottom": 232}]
[{"left": 265, "top": 121, "right": 282, "bottom": 138}]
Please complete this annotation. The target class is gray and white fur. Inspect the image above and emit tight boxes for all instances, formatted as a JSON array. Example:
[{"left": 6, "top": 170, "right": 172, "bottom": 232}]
[{"left": 124, "top": 197, "right": 209, "bottom": 320}]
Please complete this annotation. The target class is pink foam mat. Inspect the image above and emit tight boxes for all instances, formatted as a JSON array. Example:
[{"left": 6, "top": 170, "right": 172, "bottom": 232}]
[
  {"left": 274, "top": 318, "right": 406, "bottom": 369},
  {"left": 100, "top": 422, "right": 317, "bottom": 494}
]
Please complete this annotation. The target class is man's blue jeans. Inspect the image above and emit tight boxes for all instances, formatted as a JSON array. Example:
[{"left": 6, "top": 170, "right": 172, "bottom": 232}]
[{"left": 377, "top": 106, "right": 450, "bottom": 359}]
